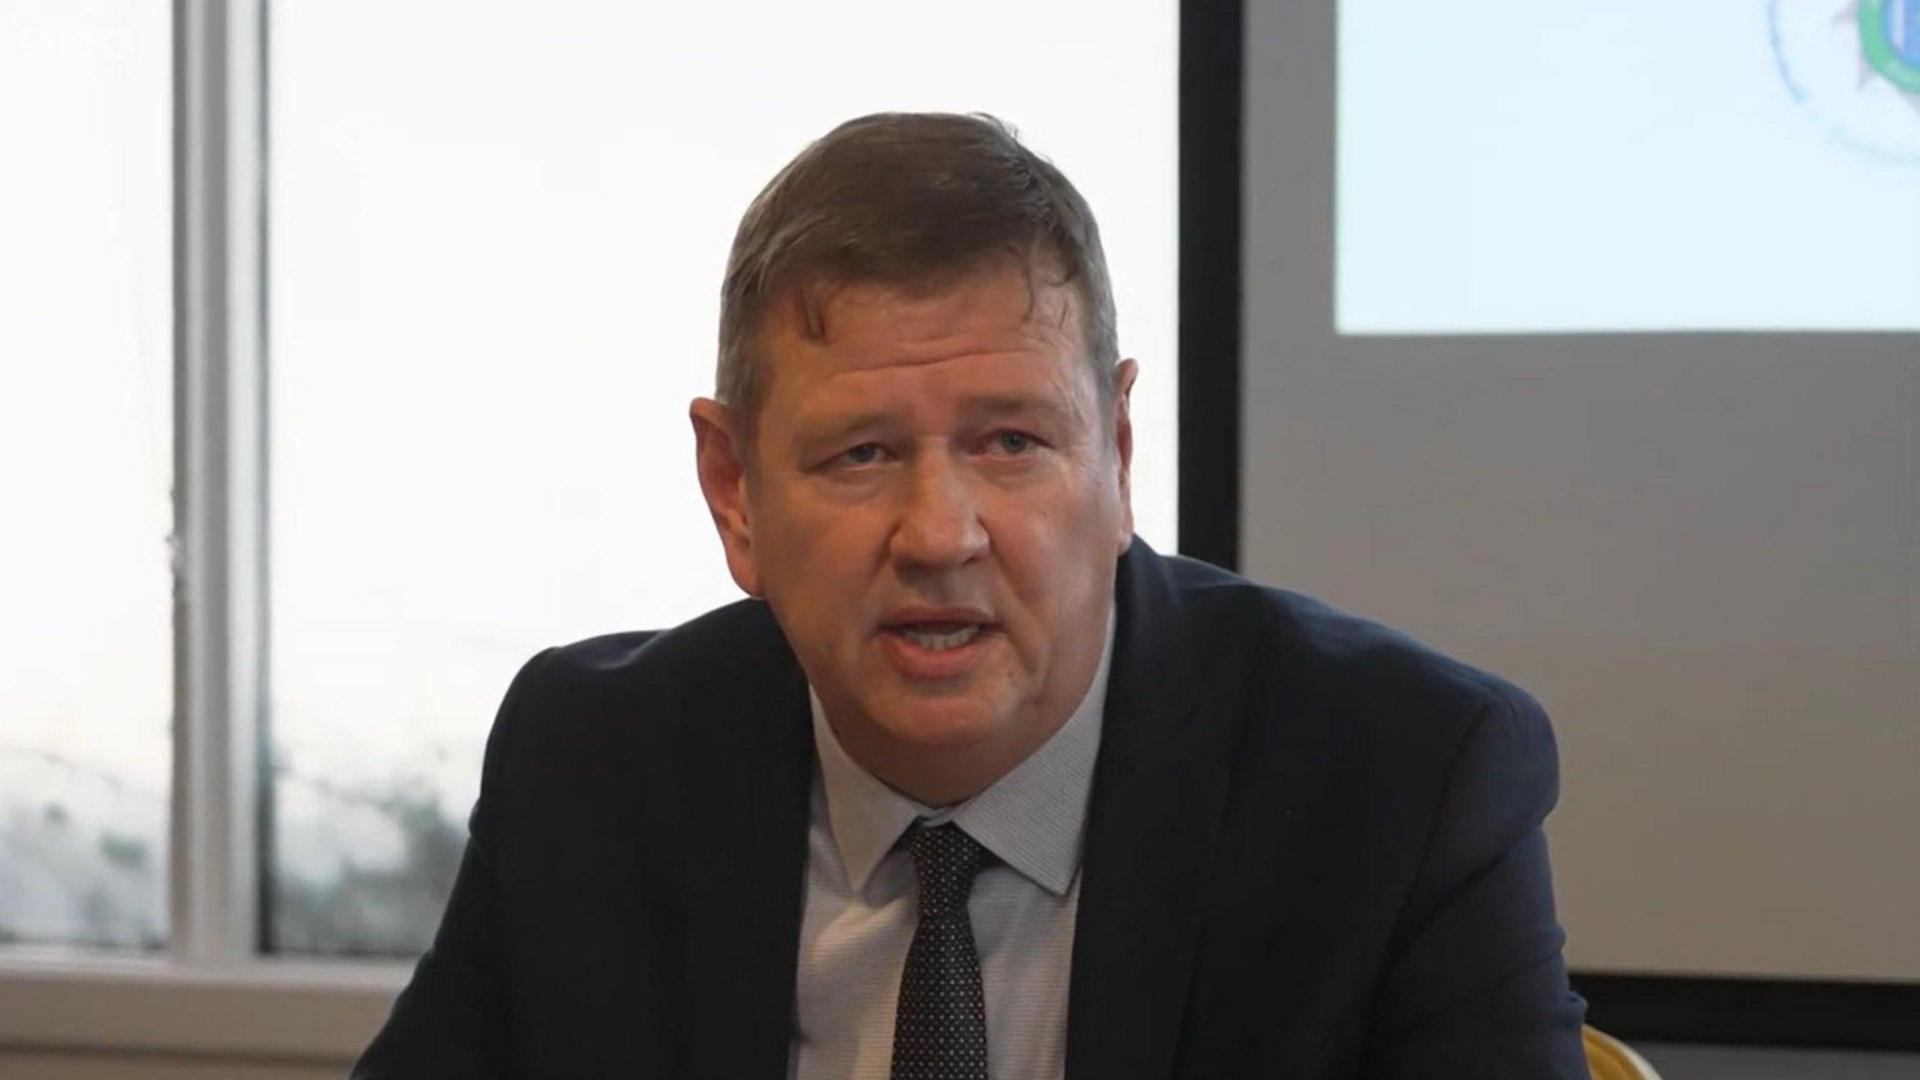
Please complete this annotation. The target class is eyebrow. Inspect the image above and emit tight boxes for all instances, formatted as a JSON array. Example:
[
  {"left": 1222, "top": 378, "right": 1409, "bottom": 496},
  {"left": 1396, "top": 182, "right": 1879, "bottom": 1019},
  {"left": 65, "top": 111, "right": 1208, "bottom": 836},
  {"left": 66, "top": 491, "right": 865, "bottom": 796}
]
[
  {"left": 793, "top": 409, "right": 893, "bottom": 444},
  {"left": 795, "top": 394, "right": 1082, "bottom": 445},
  {"left": 958, "top": 393, "right": 1082, "bottom": 428}
]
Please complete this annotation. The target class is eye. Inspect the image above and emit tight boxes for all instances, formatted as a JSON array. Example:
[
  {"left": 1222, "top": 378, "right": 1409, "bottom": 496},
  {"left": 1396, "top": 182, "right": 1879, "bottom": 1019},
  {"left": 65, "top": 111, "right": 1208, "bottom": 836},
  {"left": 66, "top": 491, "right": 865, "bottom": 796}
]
[
  {"left": 990, "top": 430, "right": 1038, "bottom": 455},
  {"left": 839, "top": 442, "right": 886, "bottom": 466}
]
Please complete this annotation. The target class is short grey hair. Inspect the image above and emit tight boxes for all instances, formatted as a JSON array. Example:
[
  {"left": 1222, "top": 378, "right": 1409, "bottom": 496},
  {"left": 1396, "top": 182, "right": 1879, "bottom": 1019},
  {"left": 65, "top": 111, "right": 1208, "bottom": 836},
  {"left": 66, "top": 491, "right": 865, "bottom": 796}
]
[{"left": 716, "top": 112, "right": 1119, "bottom": 428}]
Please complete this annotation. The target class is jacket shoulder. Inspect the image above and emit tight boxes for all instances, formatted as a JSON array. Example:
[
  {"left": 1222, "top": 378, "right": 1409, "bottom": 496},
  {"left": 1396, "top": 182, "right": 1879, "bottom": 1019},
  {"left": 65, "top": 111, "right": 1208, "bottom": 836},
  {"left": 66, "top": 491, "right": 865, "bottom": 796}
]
[
  {"left": 523, "top": 597, "right": 785, "bottom": 696},
  {"left": 494, "top": 598, "right": 794, "bottom": 758},
  {"left": 1156, "top": 552, "right": 1544, "bottom": 738}
]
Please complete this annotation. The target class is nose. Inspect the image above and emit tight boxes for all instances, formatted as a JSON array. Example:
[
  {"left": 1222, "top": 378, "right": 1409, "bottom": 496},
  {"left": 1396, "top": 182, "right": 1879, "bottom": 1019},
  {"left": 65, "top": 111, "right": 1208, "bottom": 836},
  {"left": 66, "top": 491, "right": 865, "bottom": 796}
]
[{"left": 889, "top": 451, "right": 989, "bottom": 571}]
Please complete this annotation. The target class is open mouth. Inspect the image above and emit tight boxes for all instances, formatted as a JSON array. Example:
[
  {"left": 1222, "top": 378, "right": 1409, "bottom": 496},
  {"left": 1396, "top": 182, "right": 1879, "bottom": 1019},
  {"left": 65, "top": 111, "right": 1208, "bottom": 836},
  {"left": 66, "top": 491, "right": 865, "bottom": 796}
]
[{"left": 893, "top": 622, "right": 985, "bottom": 651}]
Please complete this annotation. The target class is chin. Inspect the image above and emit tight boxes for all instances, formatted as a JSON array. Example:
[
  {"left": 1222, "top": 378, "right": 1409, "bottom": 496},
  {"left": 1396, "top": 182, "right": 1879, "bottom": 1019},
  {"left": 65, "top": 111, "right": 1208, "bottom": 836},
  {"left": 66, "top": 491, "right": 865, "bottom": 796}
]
[{"left": 872, "top": 696, "right": 1012, "bottom": 752}]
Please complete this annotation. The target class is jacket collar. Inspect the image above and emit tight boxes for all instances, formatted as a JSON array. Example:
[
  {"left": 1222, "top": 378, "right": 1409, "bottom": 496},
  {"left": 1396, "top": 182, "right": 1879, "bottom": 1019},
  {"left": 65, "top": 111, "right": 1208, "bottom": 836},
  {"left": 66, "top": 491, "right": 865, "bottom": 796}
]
[
  {"left": 1064, "top": 538, "right": 1242, "bottom": 1079},
  {"left": 674, "top": 539, "right": 1232, "bottom": 1079},
  {"left": 676, "top": 603, "right": 815, "bottom": 1080},
  {"left": 811, "top": 611, "right": 1113, "bottom": 901}
]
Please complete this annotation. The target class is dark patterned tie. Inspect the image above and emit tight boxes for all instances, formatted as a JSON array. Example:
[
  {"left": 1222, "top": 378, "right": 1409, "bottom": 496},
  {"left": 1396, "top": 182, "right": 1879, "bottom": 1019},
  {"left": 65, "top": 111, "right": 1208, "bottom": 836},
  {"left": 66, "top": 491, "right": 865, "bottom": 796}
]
[{"left": 891, "top": 823, "right": 991, "bottom": 1080}]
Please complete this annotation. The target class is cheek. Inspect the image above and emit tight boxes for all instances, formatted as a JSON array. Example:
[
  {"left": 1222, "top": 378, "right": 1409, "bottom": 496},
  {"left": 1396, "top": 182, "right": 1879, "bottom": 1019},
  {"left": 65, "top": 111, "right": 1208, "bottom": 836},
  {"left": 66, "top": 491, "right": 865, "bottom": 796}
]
[
  {"left": 755, "top": 491, "right": 887, "bottom": 632},
  {"left": 754, "top": 482, "right": 852, "bottom": 568},
  {"left": 991, "top": 505, "right": 1108, "bottom": 615},
  {"left": 997, "top": 467, "right": 1122, "bottom": 551},
  {"left": 1017, "top": 472, "right": 1123, "bottom": 587}
]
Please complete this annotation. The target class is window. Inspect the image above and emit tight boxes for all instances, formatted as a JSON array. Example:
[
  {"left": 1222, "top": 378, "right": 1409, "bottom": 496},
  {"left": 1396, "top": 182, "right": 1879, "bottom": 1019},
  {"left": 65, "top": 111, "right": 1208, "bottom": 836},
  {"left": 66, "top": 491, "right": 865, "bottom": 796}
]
[
  {"left": 1, "top": 0, "right": 1176, "bottom": 1040},
  {"left": 7, "top": 0, "right": 1175, "bottom": 999},
  {"left": 0, "top": 0, "right": 172, "bottom": 954},
  {"left": 264, "top": 0, "right": 1178, "bottom": 957}
]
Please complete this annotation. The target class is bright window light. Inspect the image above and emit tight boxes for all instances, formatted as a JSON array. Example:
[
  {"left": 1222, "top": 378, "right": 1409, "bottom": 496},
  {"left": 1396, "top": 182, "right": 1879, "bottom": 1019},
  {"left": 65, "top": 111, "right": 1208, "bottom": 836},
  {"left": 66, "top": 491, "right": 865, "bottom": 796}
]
[
  {"left": 267, "top": 0, "right": 1177, "bottom": 955},
  {"left": 0, "top": 0, "right": 172, "bottom": 952}
]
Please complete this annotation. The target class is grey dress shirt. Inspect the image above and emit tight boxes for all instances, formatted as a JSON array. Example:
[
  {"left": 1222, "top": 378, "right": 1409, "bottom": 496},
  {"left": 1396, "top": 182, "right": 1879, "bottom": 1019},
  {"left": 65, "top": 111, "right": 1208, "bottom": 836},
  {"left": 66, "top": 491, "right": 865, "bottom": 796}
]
[{"left": 788, "top": 619, "right": 1114, "bottom": 1080}]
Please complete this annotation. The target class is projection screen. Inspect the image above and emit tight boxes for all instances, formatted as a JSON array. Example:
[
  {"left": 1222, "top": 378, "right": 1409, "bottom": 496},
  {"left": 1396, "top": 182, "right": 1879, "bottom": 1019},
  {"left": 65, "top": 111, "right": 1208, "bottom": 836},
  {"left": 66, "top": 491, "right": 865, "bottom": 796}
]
[{"left": 1243, "top": 0, "right": 1920, "bottom": 982}]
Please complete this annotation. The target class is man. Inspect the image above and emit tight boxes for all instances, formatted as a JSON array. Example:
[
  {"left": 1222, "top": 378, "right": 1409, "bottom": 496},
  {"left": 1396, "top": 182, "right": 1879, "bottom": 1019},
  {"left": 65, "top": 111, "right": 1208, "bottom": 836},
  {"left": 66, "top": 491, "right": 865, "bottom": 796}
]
[{"left": 355, "top": 113, "right": 1589, "bottom": 1078}]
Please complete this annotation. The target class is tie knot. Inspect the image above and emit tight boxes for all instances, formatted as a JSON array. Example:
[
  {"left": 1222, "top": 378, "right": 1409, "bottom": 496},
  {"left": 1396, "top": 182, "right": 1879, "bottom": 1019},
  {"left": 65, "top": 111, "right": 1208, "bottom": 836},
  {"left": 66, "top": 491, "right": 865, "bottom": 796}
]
[{"left": 907, "top": 823, "right": 988, "bottom": 918}]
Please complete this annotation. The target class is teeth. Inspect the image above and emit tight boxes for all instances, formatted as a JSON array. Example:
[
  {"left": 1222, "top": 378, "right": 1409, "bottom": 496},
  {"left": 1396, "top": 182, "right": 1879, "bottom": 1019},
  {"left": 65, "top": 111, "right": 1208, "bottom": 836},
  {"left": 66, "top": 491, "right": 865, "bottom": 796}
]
[{"left": 900, "top": 624, "right": 982, "bottom": 651}]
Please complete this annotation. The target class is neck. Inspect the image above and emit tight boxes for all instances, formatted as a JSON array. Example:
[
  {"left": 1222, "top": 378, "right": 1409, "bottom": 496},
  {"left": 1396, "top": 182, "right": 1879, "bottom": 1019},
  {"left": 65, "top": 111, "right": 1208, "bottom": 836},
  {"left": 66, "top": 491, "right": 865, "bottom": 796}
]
[
  {"left": 815, "top": 606, "right": 1116, "bottom": 806},
  {"left": 835, "top": 705, "right": 1077, "bottom": 807}
]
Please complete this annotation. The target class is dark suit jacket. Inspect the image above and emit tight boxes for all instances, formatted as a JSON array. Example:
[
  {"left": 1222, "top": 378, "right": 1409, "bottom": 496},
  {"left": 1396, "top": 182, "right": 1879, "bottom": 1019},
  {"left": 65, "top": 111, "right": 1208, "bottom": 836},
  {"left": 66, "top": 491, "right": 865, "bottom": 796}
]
[{"left": 355, "top": 540, "right": 1589, "bottom": 1078}]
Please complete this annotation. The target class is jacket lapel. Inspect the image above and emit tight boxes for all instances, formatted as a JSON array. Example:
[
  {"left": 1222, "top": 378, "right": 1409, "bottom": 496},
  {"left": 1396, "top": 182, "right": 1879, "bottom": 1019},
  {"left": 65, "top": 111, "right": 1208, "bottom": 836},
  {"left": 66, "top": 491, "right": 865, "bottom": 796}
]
[
  {"left": 1066, "top": 542, "right": 1243, "bottom": 1079},
  {"left": 669, "top": 545, "right": 1241, "bottom": 1079},
  {"left": 677, "top": 606, "right": 815, "bottom": 1080}
]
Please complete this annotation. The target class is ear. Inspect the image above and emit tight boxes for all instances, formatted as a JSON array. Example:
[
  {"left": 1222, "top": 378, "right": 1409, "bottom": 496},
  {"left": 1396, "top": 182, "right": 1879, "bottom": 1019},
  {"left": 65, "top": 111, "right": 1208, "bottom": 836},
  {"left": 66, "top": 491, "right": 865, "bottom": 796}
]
[
  {"left": 1110, "top": 359, "right": 1139, "bottom": 550},
  {"left": 689, "top": 397, "right": 763, "bottom": 598}
]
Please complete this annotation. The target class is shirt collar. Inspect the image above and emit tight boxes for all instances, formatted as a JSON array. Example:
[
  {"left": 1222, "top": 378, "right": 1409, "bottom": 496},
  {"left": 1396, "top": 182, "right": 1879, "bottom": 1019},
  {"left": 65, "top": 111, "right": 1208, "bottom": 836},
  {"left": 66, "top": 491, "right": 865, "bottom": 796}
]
[{"left": 811, "top": 612, "right": 1114, "bottom": 900}]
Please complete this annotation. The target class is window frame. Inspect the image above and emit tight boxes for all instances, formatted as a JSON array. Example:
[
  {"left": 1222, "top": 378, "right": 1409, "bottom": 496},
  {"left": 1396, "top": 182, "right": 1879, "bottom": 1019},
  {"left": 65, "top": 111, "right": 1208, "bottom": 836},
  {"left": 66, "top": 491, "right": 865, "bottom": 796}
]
[
  {"left": 0, "top": 0, "right": 402, "bottom": 1064},
  {"left": 0, "top": 0, "right": 1228, "bottom": 1066}
]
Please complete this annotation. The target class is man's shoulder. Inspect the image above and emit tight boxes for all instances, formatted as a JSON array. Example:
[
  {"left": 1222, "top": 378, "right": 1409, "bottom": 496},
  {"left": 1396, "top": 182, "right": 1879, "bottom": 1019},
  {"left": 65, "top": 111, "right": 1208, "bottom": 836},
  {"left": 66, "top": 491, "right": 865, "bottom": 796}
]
[
  {"left": 1132, "top": 551, "right": 1557, "bottom": 830},
  {"left": 492, "top": 597, "right": 796, "bottom": 754},
  {"left": 1146, "top": 549, "right": 1542, "bottom": 731},
  {"left": 531, "top": 596, "right": 788, "bottom": 690}
]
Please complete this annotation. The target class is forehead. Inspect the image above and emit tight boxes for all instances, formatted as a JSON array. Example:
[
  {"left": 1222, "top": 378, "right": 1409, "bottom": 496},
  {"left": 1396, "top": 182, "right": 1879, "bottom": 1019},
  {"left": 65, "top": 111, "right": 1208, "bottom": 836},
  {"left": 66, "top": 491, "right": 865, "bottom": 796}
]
[
  {"left": 804, "top": 261, "right": 1075, "bottom": 355},
  {"left": 756, "top": 263, "right": 1088, "bottom": 409}
]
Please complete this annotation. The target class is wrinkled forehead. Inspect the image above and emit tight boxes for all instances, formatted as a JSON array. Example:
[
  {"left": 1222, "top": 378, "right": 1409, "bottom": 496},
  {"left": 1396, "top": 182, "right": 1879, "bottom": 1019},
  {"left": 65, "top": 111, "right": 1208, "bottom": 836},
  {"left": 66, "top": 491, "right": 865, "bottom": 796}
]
[
  {"left": 757, "top": 259, "right": 1082, "bottom": 391},
  {"left": 785, "top": 267, "right": 1080, "bottom": 365},
  {"left": 732, "top": 256, "right": 1109, "bottom": 455}
]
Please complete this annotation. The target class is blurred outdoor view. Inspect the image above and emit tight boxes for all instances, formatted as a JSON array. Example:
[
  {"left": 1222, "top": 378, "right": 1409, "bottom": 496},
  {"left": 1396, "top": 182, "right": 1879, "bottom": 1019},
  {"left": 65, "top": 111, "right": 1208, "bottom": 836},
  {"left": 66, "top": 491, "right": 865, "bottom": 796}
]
[
  {"left": 4, "top": 0, "right": 1175, "bottom": 962},
  {"left": 1, "top": 1, "right": 171, "bottom": 952},
  {"left": 266, "top": 0, "right": 1176, "bottom": 959}
]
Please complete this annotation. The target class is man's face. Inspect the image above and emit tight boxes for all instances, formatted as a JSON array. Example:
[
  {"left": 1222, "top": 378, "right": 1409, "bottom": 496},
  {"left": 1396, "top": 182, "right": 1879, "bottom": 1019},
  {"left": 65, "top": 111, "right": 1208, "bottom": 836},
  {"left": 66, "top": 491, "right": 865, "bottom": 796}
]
[{"left": 691, "top": 261, "right": 1136, "bottom": 802}]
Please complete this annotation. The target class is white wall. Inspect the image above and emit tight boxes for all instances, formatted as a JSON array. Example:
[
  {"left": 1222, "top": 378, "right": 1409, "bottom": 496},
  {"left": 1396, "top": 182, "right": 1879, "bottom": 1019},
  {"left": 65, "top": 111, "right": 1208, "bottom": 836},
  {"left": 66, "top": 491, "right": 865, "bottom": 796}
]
[{"left": 1242, "top": 0, "right": 1920, "bottom": 981}]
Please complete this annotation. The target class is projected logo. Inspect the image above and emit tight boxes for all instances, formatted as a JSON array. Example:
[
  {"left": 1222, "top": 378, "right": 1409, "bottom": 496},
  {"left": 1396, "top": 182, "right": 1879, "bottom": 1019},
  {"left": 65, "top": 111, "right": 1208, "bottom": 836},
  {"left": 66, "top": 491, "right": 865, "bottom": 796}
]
[{"left": 1770, "top": 0, "right": 1920, "bottom": 163}]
